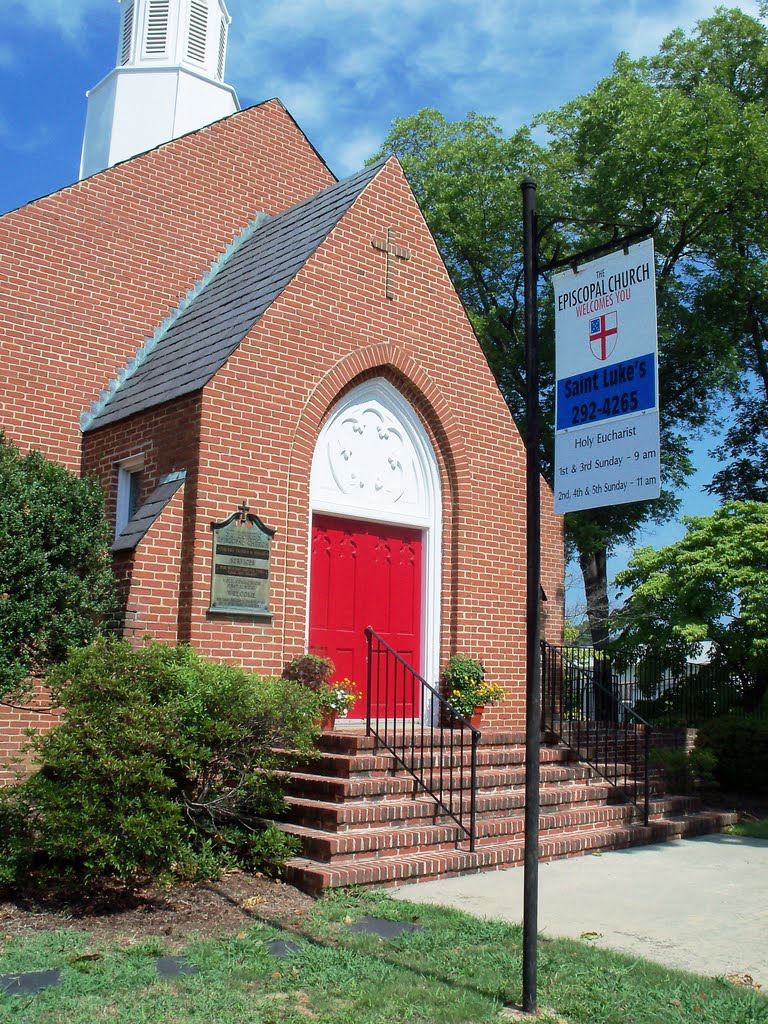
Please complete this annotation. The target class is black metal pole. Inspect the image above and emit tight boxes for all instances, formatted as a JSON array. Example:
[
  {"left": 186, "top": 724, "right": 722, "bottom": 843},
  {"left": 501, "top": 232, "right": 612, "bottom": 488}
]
[{"left": 521, "top": 175, "right": 542, "bottom": 1016}]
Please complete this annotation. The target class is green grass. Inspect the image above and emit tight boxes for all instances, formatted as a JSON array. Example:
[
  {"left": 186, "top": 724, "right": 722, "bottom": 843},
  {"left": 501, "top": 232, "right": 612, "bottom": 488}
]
[
  {"left": 0, "top": 889, "right": 765, "bottom": 1023},
  {"left": 727, "top": 818, "right": 768, "bottom": 841}
]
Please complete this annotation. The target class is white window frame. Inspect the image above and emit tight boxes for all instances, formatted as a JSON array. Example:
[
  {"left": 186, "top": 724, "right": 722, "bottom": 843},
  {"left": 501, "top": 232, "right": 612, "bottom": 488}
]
[{"left": 116, "top": 454, "right": 145, "bottom": 538}]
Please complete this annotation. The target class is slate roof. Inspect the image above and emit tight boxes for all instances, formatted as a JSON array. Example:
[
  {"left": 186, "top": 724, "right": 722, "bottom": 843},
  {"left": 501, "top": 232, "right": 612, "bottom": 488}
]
[
  {"left": 111, "top": 474, "right": 186, "bottom": 552},
  {"left": 85, "top": 158, "right": 388, "bottom": 432}
]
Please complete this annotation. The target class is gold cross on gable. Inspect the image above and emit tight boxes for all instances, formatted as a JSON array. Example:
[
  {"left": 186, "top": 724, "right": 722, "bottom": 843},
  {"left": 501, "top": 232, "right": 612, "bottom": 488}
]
[{"left": 371, "top": 227, "right": 411, "bottom": 300}]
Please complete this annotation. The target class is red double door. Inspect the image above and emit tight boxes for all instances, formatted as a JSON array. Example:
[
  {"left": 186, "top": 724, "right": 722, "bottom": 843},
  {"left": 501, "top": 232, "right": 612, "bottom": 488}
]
[{"left": 308, "top": 514, "right": 423, "bottom": 719}]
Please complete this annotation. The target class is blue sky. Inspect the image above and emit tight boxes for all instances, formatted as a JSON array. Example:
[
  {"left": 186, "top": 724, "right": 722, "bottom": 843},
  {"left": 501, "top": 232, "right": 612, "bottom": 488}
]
[{"left": 1, "top": 0, "right": 760, "bottom": 604}]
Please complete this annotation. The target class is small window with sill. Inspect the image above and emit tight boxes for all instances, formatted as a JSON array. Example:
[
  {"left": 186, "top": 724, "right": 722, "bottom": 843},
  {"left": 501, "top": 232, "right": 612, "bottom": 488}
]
[{"left": 116, "top": 455, "right": 144, "bottom": 538}]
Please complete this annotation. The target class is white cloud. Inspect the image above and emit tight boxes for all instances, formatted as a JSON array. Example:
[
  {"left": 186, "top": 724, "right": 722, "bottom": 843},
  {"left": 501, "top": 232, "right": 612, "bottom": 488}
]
[
  {"left": 263, "top": 76, "right": 331, "bottom": 126},
  {"left": 223, "top": 0, "right": 766, "bottom": 175},
  {"left": 333, "top": 129, "right": 383, "bottom": 176},
  {"left": 6, "top": 0, "right": 105, "bottom": 39},
  {"left": 14, "top": 0, "right": 747, "bottom": 177},
  {"left": 602, "top": 0, "right": 763, "bottom": 60}
]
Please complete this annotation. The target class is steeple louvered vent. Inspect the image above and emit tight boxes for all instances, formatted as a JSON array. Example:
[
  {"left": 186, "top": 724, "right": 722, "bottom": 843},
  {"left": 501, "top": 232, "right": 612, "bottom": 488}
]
[
  {"left": 79, "top": 0, "right": 239, "bottom": 180},
  {"left": 217, "top": 17, "right": 227, "bottom": 79},
  {"left": 187, "top": 0, "right": 208, "bottom": 63},
  {"left": 145, "top": 0, "right": 170, "bottom": 55},
  {"left": 120, "top": 1, "right": 134, "bottom": 64}
]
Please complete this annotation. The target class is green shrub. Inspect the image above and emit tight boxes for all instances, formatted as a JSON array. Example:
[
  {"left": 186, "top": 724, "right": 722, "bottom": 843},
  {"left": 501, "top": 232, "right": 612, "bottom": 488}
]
[
  {"left": 0, "top": 787, "right": 36, "bottom": 886},
  {"left": 0, "top": 639, "right": 321, "bottom": 887},
  {"left": 695, "top": 714, "right": 768, "bottom": 794},
  {"left": 442, "top": 655, "right": 505, "bottom": 718},
  {"left": 689, "top": 746, "right": 717, "bottom": 787},
  {"left": 0, "top": 432, "right": 116, "bottom": 701},
  {"left": 649, "top": 747, "right": 689, "bottom": 793},
  {"left": 649, "top": 745, "right": 717, "bottom": 794}
]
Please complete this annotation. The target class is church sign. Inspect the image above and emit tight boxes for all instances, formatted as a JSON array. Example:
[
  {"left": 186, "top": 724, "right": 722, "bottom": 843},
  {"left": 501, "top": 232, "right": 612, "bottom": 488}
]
[
  {"left": 552, "top": 238, "right": 661, "bottom": 514},
  {"left": 209, "top": 503, "right": 276, "bottom": 617}
]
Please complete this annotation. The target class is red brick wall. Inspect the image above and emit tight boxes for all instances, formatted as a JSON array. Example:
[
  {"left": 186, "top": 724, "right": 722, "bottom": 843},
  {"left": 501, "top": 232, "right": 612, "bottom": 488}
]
[
  {"left": 541, "top": 476, "right": 566, "bottom": 645},
  {"left": 0, "top": 399, "right": 201, "bottom": 778},
  {"left": 3, "top": 137, "right": 565, "bottom": 767},
  {"left": 115, "top": 484, "right": 186, "bottom": 644},
  {"left": 0, "top": 683, "right": 60, "bottom": 785},
  {"left": 82, "top": 392, "right": 202, "bottom": 641},
  {"left": 89, "top": 156, "right": 563, "bottom": 730},
  {"left": 0, "top": 101, "right": 334, "bottom": 473},
  {"left": 0, "top": 478, "right": 185, "bottom": 780}
]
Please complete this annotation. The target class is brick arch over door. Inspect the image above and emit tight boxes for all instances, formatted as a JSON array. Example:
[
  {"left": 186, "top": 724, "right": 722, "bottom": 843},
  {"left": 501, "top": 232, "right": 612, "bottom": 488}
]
[
  {"left": 281, "top": 345, "right": 468, "bottom": 678},
  {"left": 307, "top": 377, "right": 442, "bottom": 720}
]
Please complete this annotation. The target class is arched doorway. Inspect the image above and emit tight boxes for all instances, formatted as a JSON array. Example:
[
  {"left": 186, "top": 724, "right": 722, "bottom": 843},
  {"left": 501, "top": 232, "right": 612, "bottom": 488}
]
[{"left": 307, "top": 378, "right": 442, "bottom": 720}]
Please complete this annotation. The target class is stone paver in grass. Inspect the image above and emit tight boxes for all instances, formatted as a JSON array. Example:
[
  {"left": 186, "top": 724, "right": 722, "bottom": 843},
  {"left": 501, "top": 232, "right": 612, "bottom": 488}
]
[
  {"left": 0, "top": 968, "right": 62, "bottom": 996},
  {"left": 265, "top": 939, "right": 302, "bottom": 958},
  {"left": 347, "top": 916, "right": 423, "bottom": 939},
  {"left": 155, "top": 956, "right": 199, "bottom": 978}
]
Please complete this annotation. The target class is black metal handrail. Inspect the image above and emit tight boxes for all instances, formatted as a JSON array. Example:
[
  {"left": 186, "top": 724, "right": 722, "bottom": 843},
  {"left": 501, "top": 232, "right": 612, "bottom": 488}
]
[
  {"left": 542, "top": 641, "right": 651, "bottom": 825},
  {"left": 365, "top": 626, "right": 480, "bottom": 850}
]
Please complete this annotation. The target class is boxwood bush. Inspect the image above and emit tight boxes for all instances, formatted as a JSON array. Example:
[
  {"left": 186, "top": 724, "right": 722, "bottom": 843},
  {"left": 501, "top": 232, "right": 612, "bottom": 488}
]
[
  {"left": 0, "top": 638, "right": 320, "bottom": 887},
  {"left": 694, "top": 714, "right": 768, "bottom": 794}
]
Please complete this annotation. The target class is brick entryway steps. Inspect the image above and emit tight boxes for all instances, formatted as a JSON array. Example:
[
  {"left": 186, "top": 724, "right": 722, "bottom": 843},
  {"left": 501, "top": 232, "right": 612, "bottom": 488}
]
[{"left": 280, "top": 729, "right": 736, "bottom": 894}]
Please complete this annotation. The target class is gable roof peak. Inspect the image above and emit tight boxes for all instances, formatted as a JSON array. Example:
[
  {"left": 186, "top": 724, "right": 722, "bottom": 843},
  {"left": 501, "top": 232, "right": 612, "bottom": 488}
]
[{"left": 83, "top": 157, "right": 388, "bottom": 432}]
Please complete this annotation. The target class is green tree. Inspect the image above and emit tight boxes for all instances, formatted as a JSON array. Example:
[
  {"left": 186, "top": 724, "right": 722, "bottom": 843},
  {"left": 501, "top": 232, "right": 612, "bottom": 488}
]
[
  {"left": 556, "top": 8, "right": 768, "bottom": 509},
  {"left": 0, "top": 433, "right": 116, "bottom": 702},
  {"left": 377, "top": 9, "right": 768, "bottom": 645},
  {"left": 612, "top": 501, "right": 768, "bottom": 709}
]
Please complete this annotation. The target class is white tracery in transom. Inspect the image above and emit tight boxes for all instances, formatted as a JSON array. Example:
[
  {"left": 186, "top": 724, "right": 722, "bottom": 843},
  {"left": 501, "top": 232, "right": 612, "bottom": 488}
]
[
  {"left": 328, "top": 406, "right": 408, "bottom": 503},
  {"left": 310, "top": 378, "right": 436, "bottom": 527}
]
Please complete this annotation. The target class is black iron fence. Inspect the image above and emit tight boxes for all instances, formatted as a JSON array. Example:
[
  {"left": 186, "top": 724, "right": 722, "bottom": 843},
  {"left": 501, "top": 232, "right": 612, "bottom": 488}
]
[
  {"left": 559, "top": 646, "right": 766, "bottom": 727},
  {"left": 542, "top": 642, "right": 651, "bottom": 825},
  {"left": 365, "top": 626, "right": 480, "bottom": 850}
]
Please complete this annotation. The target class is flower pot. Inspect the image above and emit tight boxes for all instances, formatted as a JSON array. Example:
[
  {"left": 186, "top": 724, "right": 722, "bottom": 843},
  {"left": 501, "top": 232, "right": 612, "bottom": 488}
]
[
  {"left": 319, "top": 711, "right": 338, "bottom": 731},
  {"left": 469, "top": 705, "right": 485, "bottom": 729},
  {"left": 441, "top": 704, "right": 484, "bottom": 729}
]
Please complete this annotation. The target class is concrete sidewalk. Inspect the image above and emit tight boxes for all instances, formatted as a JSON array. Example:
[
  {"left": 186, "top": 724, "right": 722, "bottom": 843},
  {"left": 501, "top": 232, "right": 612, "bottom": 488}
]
[{"left": 391, "top": 834, "right": 768, "bottom": 988}]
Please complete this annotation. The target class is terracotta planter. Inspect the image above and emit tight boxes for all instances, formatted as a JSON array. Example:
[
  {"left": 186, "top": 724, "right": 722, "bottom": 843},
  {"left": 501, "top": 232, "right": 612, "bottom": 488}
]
[
  {"left": 442, "top": 704, "right": 485, "bottom": 729},
  {"left": 469, "top": 705, "right": 485, "bottom": 729},
  {"left": 319, "top": 711, "right": 338, "bottom": 731}
]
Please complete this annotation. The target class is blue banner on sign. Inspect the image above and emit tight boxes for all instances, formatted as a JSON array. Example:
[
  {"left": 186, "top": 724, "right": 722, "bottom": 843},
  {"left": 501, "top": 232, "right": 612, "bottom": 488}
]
[{"left": 556, "top": 353, "right": 656, "bottom": 431}]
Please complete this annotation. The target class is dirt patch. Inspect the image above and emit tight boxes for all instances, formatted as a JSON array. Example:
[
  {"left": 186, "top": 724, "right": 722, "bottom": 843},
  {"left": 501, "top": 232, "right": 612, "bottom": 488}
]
[{"left": 0, "top": 873, "right": 316, "bottom": 946}]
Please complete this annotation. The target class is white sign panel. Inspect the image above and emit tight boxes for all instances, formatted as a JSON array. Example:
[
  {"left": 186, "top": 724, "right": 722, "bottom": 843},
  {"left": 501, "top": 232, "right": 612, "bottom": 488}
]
[{"left": 553, "top": 238, "right": 660, "bottom": 514}]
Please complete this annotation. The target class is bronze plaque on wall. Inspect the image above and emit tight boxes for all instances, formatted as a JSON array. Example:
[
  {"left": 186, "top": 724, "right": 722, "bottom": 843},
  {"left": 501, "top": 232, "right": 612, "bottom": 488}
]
[{"left": 209, "top": 504, "right": 276, "bottom": 617}]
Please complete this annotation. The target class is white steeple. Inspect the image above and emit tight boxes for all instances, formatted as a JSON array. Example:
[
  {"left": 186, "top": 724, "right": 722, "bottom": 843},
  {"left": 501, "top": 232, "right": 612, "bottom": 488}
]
[{"left": 80, "top": 0, "right": 239, "bottom": 179}]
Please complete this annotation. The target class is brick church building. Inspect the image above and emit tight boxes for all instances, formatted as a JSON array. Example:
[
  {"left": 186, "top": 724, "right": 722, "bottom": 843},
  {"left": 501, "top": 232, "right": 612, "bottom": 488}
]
[{"left": 0, "top": 0, "right": 564, "bottom": 767}]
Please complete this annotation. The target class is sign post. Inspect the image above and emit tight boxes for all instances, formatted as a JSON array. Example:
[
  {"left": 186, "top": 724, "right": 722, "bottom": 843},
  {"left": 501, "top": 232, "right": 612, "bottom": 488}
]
[
  {"left": 553, "top": 239, "right": 660, "bottom": 513},
  {"left": 517, "top": 205, "right": 659, "bottom": 1016},
  {"left": 521, "top": 176, "right": 541, "bottom": 1017}
]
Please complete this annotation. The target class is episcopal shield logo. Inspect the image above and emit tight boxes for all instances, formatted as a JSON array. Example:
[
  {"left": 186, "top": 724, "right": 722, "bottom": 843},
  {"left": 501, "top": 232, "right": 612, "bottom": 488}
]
[{"left": 588, "top": 312, "right": 618, "bottom": 361}]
